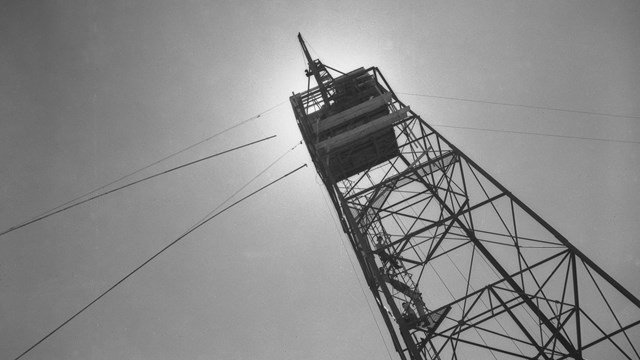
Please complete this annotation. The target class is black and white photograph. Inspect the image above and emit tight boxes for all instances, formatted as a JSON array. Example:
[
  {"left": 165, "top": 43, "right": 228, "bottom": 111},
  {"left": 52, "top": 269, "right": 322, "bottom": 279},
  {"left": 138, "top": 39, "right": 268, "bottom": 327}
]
[{"left": 1, "top": 1, "right": 639, "bottom": 359}]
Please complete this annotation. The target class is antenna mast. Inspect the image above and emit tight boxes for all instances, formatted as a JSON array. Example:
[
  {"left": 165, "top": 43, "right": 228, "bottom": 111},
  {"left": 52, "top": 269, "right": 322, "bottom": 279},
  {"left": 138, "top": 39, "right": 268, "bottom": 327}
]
[{"left": 298, "top": 33, "right": 331, "bottom": 106}]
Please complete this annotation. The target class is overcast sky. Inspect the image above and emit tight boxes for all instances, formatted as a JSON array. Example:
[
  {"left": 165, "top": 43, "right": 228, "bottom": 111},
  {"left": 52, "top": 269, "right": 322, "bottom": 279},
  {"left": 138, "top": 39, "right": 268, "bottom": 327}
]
[{"left": 1, "top": 1, "right": 639, "bottom": 359}]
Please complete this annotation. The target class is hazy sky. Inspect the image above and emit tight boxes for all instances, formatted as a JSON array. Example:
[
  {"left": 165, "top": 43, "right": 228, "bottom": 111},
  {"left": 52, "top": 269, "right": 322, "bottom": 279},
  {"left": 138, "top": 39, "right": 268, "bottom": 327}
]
[{"left": 1, "top": 1, "right": 639, "bottom": 359}]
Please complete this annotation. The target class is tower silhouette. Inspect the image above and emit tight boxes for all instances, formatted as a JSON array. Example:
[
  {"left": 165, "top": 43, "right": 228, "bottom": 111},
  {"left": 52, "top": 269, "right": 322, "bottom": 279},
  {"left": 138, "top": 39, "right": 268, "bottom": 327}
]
[{"left": 290, "top": 34, "right": 640, "bottom": 360}]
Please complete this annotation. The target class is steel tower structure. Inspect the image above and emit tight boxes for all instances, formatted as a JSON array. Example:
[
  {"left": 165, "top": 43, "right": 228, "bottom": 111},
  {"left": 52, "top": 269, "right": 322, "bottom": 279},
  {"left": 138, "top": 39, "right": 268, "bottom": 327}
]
[{"left": 289, "top": 34, "right": 640, "bottom": 360}]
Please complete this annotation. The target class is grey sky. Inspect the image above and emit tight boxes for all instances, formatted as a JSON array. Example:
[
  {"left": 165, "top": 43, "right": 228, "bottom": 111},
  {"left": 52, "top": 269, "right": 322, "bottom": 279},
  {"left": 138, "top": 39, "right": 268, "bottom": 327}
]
[{"left": 1, "top": 1, "right": 639, "bottom": 359}]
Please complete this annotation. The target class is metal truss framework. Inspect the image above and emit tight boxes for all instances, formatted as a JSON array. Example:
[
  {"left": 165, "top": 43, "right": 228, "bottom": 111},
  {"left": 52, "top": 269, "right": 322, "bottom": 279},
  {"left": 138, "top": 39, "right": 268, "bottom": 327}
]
[{"left": 290, "top": 35, "right": 640, "bottom": 360}]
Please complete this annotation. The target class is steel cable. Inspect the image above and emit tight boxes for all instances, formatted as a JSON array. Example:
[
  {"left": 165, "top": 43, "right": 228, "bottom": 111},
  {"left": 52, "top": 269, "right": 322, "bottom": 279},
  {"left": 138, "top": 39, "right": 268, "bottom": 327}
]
[
  {"left": 12, "top": 163, "right": 307, "bottom": 360},
  {"left": 0, "top": 135, "right": 276, "bottom": 239}
]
